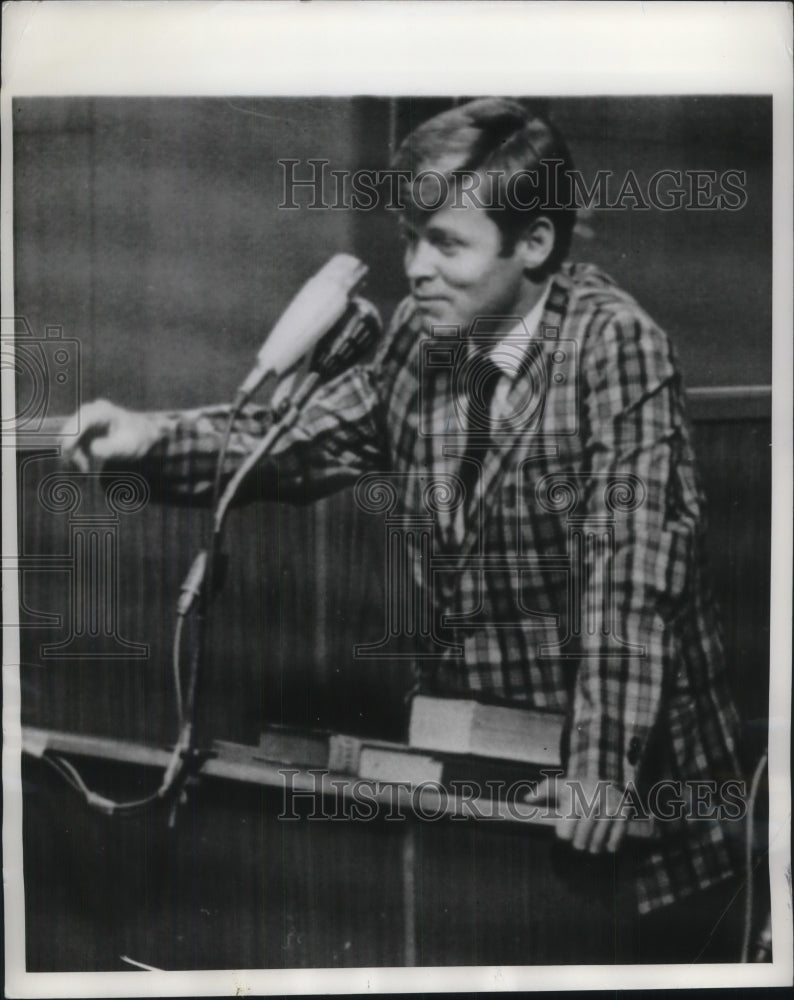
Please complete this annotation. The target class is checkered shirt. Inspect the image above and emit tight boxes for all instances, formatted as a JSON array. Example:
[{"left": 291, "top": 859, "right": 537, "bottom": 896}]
[{"left": 142, "top": 262, "right": 743, "bottom": 914}]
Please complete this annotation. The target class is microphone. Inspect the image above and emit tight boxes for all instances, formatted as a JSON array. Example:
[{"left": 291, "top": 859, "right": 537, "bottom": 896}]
[
  {"left": 310, "top": 296, "right": 382, "bottom": 380},
  {"left": 213, "top": 297, "right": 382, "bottom": 536},
  {"left": 237, "top": 253, "right": 368, "bottom": 401},
  {"left": 269, "top": 296, "right": 382, "bottom": 418}
]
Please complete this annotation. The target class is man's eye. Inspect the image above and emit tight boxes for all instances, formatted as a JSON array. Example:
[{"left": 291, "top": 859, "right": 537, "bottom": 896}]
[{"left": 433, "top": 237, "right": 460, "bottom": 255}]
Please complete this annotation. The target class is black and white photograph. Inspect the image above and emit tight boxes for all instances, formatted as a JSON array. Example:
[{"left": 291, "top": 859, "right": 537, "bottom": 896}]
[{"left": 2, "top": 3, "right": 792, "bottom": 995}]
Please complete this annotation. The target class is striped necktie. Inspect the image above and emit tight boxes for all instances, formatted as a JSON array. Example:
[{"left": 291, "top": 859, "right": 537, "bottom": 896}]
[{"left": 446, "top": 355, "right": 504, "bottom": 550}]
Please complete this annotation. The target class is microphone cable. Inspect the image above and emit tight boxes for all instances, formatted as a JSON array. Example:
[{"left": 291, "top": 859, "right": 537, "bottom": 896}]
[
  {"left": 740, "top": 749, "right": 770, "bottom": 962},
  {"left": 32, "top": 269, "right": 377, "bottom": 822},
  {"left": 169, "top": 294, "right": 382, "bottom": 821}
]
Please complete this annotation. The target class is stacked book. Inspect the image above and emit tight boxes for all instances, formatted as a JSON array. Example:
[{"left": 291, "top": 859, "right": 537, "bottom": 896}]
[{"left": 215, "top": 695, "right": 565, "bottom": 806}]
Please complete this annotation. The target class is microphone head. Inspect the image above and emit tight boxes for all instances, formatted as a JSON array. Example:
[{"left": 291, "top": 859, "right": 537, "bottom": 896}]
[
  {"left": 254, "top": 253, "right": 368, "bottom": 375},
  {"left": 310, "top": 297, "right": 382, "bottom": 380}
]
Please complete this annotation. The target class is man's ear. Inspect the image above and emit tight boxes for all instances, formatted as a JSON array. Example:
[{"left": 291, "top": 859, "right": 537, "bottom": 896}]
[{"left": 516, "top": 216, "right": 556, "bottom": 272}]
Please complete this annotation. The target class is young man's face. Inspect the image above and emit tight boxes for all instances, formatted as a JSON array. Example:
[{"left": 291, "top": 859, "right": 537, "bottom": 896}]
[{"left": 400, "top": 201, "right": 535, "bottom": 335}]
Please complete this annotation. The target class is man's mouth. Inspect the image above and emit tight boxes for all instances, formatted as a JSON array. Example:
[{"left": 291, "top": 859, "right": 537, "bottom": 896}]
[{"left": 413, "top": 294, "right": 448, "bottom": 305}]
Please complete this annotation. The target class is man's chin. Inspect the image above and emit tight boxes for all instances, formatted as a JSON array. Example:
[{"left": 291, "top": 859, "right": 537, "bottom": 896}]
[{"left": 413, "top": 300, "right": 464, "bottom": 332}]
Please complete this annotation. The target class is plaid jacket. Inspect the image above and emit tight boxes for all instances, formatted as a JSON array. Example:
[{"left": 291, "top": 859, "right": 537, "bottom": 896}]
[{"left": 144, "top": 263, "right": 743, "bottom": 913}]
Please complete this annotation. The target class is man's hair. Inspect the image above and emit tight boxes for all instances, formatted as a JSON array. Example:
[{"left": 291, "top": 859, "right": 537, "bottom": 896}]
[{"left": 391, "top": 98, "right": 577, "bottom": 274}]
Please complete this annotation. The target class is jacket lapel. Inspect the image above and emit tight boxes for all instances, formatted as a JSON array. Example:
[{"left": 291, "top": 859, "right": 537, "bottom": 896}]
[
  {"left": 417, "top": 361, "right": 468, "bottom": 542},
  {"left": 450, "top": 273, "right": 572, "bottom": 572}
]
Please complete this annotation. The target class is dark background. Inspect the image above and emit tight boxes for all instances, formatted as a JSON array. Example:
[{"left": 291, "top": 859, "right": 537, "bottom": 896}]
[
  {"left": 12, "top": 97, "right": 773, "bottom": 970},
  {"left": 14, "top": 95, "right": 772, "bottom": 408}
]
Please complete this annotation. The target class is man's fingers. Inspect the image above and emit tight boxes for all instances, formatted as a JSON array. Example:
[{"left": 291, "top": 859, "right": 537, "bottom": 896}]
[
  {"left": 606, "top": 817, "right": 627, "bottom": 854},
  {"left": 61, "top": 400, "right": 115, "bottom": 458},
  {"left": 59, "top": 410, "right": 82, "bottom": 442},
  {"left": 559, "top": 811, "right": 614, "bottom": 854},
  {"left": 68, "top": 446, "right": 90, "bottom": 473},
  {"left": 555, "top": 813, "right": 577, "bottom": 843},
  {"left": 89, "top": 429, "right": 125, "bottom": 460},
  {"left": 63, "top": 399, "right": 115, "bottom": 439},
  {"left": 527, "top": 777, "right": 629, "bottom": 855},
  {"left": 60, "top": 399, "right": 145, "bottom": 468},
  {"left": 572, "top": 814, "right": 595, "bottom": 852},
  {"left": 521, "top": 776, "right": 556, "bottom": 805},
  {"left": 586, "top": 814, "right": 611, "bottom": 854}
]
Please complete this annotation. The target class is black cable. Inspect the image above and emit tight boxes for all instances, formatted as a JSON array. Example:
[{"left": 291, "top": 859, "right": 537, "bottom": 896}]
[
  {"left": 30, "top": 387, "right": 253, "bottom": 817},
  {"left": 33, "top": 300, "right": 377, "bottom": 821},
  {"left": 741, "top": 750, "right": 769, "bottom": 962},
  {"left": 210, "top": 389, "right": 247, "bottom": 513},
  {"left": 172, "top": 612, "right": 185, "bottom": 728}
]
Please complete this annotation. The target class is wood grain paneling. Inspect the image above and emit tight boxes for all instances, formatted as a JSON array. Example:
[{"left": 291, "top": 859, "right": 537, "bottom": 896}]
[
  {"left": 16, "top": 453, "right": 409, "bottom": 746},
  {"left": 23, "top": 756, "right": 407, "bottom": 970},
  {"left": 690, "top": 416, "right": 772, "bottom": 751},
  {"left": 23, "top": 751, "right": 749, "bottom": 970}
]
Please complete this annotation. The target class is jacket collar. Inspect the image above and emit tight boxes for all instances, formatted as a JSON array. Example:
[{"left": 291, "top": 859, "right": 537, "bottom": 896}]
[{"left": 445, "top": 270, "right": 572, "bottom": 571}]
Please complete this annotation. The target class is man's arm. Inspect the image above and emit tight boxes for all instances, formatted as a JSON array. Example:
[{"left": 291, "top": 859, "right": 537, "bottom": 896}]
[
  {"left": 62, "top": 365, "right": 389, "bottom": 505},
  {"left": 529, "top": 306, "right": 695, "bottom": 851}
]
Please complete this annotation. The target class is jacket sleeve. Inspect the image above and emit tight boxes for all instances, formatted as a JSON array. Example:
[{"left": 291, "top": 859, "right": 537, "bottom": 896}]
[
  {"left": 131, "top": 298, "right": 417, "bottom": 505},
  {"left": 133, "top": 365, "right": 388, "bottom": 506},
  {"left": 565, "top": 305, "right": 700, "bottom": 788}
]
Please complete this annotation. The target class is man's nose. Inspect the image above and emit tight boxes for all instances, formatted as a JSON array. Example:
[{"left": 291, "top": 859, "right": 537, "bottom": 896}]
[{"left": 404, "top": 239, "right": 436, "bottom": 282}]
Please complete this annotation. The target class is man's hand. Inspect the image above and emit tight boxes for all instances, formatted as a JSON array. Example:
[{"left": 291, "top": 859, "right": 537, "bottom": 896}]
[
  {"left": 523, "top": 774, "right": 630, "bottom": 854},
  {"left": 61, "top": 399, "right": 164, "bottom": 472}
]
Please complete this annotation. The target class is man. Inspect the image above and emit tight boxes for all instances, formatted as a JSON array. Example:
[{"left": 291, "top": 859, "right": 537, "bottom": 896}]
[{"left": 65, "top": 99, "right": 744, "bottom": 960}]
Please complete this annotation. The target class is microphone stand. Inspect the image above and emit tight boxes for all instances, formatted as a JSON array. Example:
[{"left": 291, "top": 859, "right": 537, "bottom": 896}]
[
  {"left": 164, "top": 373, "right": 306, "bottom": 826},
  {"left": 169, "top": 297, "right": 380, "bottom": 826},
  {"left": 162, "top": 372, "right": 285, "bottom": 823},
  {"left": 169, "top": 368, "right": 334, "bottom": 823},
  {"left": 30, "top": 267, "right": 375, "bottom": 823}
]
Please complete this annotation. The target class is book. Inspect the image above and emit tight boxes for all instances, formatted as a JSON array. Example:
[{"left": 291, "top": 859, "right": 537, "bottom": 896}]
[
  {"left": 327, "top": 732, "right": 417, "bottom": 775},
  {"left": 357, "top": 743, "right": 547, "bottom": 803},
  {"left": 257, "top": 725, "right": 329, "bottom": 768},
  {"left": 408, "top": 695, "right": 565, "bottom": 767},
  {"left": 210, "top": 725, "right": 652, "bottom": 837},
  {"left": 357, "top": 745, "right": 443, "bottom": 785}
]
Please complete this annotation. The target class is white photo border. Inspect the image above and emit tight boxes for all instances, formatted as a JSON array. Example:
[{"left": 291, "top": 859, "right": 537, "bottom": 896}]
[{"left": 2, "top": 2, "right": 792, "bottom": 996}]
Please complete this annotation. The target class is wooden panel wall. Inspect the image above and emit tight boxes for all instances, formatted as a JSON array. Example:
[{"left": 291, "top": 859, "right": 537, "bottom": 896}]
[
  {"left": 24, "top": 756, "right": 656, "bottom": 970},
  {"left": 691, "top": 416, "right": 772, "bottom": 738}
]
